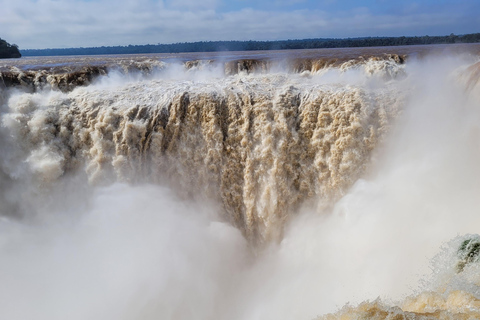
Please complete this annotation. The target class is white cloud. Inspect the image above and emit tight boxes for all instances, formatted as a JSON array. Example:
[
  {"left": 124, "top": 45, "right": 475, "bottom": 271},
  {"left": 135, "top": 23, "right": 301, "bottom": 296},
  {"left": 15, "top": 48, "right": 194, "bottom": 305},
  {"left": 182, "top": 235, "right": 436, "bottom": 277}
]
[
  {"left": 165, "top": 0, "right": 220, "bottom": 10},
  {"left": 0, "top": 0, "right": 477, "bottom": 49}
]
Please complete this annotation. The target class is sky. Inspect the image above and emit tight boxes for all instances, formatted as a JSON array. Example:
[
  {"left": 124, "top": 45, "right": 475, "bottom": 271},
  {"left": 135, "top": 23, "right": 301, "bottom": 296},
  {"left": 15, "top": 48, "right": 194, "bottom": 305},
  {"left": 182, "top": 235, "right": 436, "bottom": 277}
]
[{"left": 1, "top": 0, "right": 479, "bottom": 49}]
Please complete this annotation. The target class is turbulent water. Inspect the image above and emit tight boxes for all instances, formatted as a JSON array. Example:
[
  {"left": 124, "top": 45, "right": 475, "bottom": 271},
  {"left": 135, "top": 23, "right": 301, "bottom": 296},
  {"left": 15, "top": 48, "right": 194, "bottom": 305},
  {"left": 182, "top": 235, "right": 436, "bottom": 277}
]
[{"left": 1, "top": 44, "right": 480, "bottom": 319}]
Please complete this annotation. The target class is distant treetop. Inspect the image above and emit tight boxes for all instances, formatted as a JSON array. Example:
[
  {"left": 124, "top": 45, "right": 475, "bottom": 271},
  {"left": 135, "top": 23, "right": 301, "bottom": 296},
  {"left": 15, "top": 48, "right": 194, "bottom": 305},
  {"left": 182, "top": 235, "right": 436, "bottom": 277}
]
[
  {"left": 0, "top": 38, "right": 21, "bottom": 59},
  {"left": 20, "top": 32, "right": 480, "bottom": 57}
]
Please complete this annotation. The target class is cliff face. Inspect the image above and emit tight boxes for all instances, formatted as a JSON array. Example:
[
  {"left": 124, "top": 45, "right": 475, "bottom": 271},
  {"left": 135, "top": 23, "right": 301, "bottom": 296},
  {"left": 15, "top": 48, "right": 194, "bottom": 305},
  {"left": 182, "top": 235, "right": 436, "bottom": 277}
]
[{"left": 0, "top": 38, "right": 21, "bottom": 59}]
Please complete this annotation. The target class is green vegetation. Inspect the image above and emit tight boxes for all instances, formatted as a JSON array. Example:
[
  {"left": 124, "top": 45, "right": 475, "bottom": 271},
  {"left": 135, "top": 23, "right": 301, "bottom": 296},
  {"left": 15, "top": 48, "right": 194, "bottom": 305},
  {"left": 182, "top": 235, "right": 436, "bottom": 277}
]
[
  {"left": 20, "top": 32, "right": 480, "bottom": 57},
  {"left": 0, "top": 38, "right": 21, "bottom": 59},
  {"left": 456, "top": 236, "right": 480, "bottom": 272}
]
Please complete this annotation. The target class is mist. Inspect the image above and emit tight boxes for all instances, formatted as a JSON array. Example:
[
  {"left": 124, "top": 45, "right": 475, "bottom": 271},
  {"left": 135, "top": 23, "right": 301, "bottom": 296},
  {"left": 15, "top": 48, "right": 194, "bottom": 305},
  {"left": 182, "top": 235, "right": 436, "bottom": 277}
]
[{"left": 1, "top": 52, "right": 480, "bottom": 319}]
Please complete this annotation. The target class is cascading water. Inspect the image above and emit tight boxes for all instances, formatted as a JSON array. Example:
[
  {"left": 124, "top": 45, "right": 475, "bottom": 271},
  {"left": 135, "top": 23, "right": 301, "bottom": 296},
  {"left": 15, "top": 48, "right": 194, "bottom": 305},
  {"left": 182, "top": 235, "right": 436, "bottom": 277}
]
[{"left": 1, "top": 44, "right": 480, "bottom": 320}]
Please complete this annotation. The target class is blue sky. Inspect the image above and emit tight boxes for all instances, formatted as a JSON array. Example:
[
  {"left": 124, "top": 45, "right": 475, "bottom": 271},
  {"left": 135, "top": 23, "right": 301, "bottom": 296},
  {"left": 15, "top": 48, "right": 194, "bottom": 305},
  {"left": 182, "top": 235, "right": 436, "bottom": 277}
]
[{"left": 1, "top": 0, "right": 479, "bottom": 49}]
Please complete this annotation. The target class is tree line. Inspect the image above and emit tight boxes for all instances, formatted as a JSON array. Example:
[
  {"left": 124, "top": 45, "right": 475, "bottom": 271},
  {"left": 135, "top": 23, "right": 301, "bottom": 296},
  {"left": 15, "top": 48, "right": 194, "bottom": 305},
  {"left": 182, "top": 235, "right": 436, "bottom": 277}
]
[
  {"left": 0, "top": 38, "right": 21, "bottom": 59},
  {"left": 17, "top": 32, "right": 480, "bottom": 57}
]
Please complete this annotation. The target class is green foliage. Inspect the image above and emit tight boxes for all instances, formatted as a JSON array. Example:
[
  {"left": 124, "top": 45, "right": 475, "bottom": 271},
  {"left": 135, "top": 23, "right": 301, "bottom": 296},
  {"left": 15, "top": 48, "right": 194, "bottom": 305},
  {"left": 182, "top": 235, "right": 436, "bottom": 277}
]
[
  {"left": 456, "top": 236, "right": 480, "bottom": 272},
  {"left": 0, "top": 38, "right": 21, "bottom": 59},
  {"left": 20, "top": 32, "right": 480, "bottom": 57}
]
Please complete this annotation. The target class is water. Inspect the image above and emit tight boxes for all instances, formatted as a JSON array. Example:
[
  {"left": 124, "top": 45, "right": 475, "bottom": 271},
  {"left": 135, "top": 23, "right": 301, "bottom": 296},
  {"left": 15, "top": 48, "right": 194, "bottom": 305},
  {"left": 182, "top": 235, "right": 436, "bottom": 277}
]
[{"left": 1, "top": 44, "right": 480, "bottom": 319}]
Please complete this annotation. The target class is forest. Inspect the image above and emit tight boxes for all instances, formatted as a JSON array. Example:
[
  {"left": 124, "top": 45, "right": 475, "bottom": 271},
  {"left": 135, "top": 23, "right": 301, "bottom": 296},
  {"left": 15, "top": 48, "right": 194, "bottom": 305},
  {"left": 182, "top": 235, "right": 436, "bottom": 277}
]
[
  {"left": 0, "top": 38, "right": 21, "bottom": 59},
  {"left": 17, "top": 32, "right": 480, "bottom": 57}
]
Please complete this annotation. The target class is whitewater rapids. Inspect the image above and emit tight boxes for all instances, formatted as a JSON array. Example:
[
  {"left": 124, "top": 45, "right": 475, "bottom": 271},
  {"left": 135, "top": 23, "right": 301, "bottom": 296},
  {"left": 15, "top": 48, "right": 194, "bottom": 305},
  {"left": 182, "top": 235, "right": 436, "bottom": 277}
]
[{"left": 1, "top": 45, "right": 480, "bottom": 319}]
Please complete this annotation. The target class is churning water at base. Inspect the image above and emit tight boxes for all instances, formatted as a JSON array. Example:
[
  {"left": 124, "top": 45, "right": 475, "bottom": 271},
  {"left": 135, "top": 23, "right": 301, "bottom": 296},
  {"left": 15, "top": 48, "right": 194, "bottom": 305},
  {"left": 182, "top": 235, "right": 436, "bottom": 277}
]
[{"left": 1, "top": 45, "right": 480, "bottom": 319}]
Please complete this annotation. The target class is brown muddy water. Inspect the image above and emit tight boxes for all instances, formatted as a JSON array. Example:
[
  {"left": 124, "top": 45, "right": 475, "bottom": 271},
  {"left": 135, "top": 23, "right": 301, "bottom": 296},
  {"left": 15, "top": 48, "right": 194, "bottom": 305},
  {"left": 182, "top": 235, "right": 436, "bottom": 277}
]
[{"left": 1, "top": 43, "right": 480, "bottom": 320}]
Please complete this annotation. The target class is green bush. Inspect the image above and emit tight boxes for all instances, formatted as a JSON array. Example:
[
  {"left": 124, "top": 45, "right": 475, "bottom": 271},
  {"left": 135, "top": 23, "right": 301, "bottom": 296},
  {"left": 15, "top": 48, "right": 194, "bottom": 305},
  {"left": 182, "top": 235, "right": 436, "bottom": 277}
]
[{"left": 0, "top": 38, "right": 21, "bottom": 59}]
